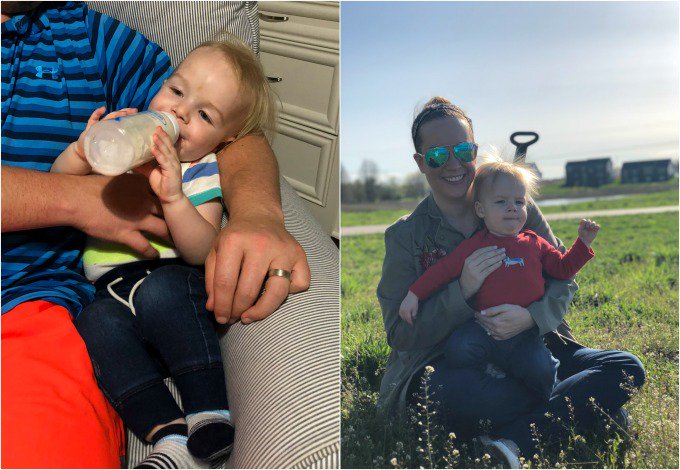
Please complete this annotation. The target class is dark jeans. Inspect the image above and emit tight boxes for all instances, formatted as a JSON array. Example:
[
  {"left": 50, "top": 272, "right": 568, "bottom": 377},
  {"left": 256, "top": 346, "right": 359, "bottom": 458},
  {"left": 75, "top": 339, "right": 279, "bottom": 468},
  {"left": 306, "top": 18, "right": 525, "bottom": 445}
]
[
  {"left": 75, "top": 261, "right": 229, "bottom": 442},
  {"left": 410, "top": 333, "right": 646, "bottom": 457},
  {"left": 443, "top": 319, "right": 559, "bottom": 401}
]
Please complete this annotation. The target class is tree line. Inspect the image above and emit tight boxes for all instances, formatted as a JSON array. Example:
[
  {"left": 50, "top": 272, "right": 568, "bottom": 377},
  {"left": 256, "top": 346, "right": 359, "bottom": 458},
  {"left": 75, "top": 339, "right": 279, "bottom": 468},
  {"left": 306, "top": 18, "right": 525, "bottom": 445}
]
[{"left": 341, "top": 160, "right": 429, "bottom": 204}]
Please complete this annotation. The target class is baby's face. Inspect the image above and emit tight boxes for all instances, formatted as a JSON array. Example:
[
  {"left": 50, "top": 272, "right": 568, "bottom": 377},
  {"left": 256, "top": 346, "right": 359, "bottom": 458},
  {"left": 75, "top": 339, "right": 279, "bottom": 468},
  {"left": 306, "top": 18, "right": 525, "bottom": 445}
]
[
  {"left": 149, "top": 47, "right": 246, "bottom": 162},
  {"left": 474, "top": 174, "right": 528, "bottom": 237}
]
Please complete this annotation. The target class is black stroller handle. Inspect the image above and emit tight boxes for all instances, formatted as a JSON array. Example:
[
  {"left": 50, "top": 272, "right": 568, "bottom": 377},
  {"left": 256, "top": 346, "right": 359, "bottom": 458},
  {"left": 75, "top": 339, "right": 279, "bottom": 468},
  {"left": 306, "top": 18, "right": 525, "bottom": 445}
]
[{"left": 510, "top": 131, "right": 539, "bottom": 162}]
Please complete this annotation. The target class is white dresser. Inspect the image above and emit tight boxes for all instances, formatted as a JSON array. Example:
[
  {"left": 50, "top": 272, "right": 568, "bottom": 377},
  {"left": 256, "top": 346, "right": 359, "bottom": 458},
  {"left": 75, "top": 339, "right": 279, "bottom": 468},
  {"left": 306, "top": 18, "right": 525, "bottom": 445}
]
[{"left": 258, "top": 1, "right": 339, "bottom": 238}]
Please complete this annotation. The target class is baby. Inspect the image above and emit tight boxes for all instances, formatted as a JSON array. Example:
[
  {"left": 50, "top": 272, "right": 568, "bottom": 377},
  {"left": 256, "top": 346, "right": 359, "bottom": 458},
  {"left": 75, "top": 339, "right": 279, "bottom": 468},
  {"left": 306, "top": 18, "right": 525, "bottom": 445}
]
[
  {"left": 400, "top": 158, "right": 600, "bottom": 401},
  {"left": 51, "top": 40, "right": 275, "bottom": 467}
]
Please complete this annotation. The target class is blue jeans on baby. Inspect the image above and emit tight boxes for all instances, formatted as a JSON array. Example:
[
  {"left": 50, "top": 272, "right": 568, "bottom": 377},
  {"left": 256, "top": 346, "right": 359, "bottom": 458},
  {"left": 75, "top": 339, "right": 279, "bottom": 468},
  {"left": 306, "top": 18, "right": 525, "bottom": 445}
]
[
  {"left": 443, "top": 319, "right": 559, "bottom": 402},
  {"left": 75, "top": 260, "right": 229, "bottom": 442}
]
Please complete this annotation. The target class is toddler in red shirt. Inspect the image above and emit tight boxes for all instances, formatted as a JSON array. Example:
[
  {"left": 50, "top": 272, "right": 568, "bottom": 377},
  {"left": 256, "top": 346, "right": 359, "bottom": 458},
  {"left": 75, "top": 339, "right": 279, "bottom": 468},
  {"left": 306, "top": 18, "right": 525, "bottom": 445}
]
[{"left": 399, "top": 158, "right": 600, "bottom": 401}]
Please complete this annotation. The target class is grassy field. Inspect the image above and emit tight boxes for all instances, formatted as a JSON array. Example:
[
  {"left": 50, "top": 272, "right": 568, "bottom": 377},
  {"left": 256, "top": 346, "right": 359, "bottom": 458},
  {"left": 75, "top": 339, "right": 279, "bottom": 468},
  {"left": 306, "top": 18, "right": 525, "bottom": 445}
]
[
  {"left": 341, "top": 211, "right": 678, "bottom": 468},
  {"left": 341, "top": 188, "right": 678, "bottom": 227},
  {"left": 538, "top": 177, "right": 678, "bottom": 199}
]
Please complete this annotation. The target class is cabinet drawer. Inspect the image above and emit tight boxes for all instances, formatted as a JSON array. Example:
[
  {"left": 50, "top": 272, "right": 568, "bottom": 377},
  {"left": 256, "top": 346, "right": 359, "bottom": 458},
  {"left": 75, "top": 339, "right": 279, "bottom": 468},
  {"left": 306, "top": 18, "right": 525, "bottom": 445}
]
[
  {"left": 261, "top": 41, "right": 339, "bottom": 134},
  {"left": 259, "top": 1, "right": 339, "bottom": 50},
  {"left": 272, "top": 120, "right": 337, "bottom": 207}
]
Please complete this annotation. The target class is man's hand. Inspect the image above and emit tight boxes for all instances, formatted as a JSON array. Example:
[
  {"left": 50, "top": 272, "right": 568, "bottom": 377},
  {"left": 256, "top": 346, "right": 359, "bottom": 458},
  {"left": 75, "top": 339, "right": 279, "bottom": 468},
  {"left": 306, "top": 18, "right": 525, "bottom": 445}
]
[
  {"left": 74, "top": 173, "right": 169, "bottom": 258},
  {"left": 459, "top": 246, "right": 506, "bottom": 299},
  {"left": 578, "top": 218, "right": 600, "bottom": 248},
  {"left": 205, "top": 212, "right": 310, "bottom": 325},
  {"left": 474, "top": 304, "right": 535, "bottom": 340}
]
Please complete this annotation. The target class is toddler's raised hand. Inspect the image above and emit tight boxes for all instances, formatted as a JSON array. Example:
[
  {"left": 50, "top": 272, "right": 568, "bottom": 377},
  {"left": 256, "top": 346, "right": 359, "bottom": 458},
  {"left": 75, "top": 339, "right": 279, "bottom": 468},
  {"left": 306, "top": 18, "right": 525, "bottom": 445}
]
[
  {"left": 399, "top": 290, "right": 420, "bottom": 326},
  {"left": 75, "top": 107, "right": 138, "bottom": 161},
  {"left": 147, "top": 127, "right": 184, "bottom": 205},
  {"left": 578, "top": 218, "right": 600, "bottom": 247}
]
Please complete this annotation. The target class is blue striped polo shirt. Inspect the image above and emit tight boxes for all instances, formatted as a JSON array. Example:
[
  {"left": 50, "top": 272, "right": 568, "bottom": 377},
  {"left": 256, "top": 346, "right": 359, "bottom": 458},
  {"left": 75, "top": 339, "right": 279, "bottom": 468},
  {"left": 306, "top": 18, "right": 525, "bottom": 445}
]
[{"left": 1, "top": 2, "right": 172, "bottom": 316}]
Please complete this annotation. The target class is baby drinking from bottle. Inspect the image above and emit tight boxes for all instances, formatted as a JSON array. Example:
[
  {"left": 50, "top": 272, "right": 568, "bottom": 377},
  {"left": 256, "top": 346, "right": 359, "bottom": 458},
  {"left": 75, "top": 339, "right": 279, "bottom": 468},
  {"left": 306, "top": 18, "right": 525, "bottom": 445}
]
[{"left": 50, "top": 39, "right": 275, "bottom": 468}]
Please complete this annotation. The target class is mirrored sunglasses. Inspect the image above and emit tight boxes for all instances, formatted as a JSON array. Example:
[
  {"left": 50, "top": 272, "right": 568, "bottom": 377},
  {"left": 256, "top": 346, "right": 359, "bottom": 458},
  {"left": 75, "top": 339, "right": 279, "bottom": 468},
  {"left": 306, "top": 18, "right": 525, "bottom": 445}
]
[{"left": 422, "top": 142, "right": 477, "bottom": 168}]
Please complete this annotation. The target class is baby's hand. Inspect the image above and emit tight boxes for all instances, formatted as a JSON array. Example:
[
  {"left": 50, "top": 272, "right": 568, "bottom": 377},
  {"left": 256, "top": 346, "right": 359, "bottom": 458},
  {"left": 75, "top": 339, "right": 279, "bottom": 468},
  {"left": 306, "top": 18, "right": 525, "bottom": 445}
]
[
  {"left": 75, "top": 107, "right": 138, "bottom": 161},
  {"left": 148, "top": 127, "right": 184, "bottom": 204},
  {"left": 578, "top": 219, "right": 600, "bottom": 247},
  {"left": 399, "top": 290, "right": 420, "bottom": 326}
]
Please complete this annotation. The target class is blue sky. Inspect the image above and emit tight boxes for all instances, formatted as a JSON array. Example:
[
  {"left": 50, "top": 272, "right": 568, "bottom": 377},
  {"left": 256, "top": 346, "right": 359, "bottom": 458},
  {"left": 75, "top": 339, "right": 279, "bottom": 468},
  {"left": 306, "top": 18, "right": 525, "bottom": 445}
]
[{"left": 341, "top": 1, "right": 679, "bottom": 180}]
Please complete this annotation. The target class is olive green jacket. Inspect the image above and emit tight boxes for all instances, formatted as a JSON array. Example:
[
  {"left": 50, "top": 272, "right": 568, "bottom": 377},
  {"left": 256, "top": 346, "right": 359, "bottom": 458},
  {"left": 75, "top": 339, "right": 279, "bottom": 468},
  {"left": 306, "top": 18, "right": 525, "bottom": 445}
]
[{"left": 376, "top": 194, "right": 578, "bottom": 414}]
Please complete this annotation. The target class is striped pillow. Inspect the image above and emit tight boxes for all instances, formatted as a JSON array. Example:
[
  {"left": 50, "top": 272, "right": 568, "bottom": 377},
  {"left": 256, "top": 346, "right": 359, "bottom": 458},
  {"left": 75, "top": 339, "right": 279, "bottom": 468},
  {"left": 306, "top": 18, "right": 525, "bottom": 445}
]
[
  {"left": 86, "top": 1, "right": 260, "bottom": 65},
  {"left": 85, "top": 3, "right": 339, "bottom": 468}
]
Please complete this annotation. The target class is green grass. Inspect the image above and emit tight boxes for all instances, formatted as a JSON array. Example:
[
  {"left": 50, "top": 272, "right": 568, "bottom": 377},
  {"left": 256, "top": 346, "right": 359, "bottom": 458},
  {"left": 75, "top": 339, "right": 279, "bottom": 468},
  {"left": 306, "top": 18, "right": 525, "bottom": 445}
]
[
  {"left": 538, "top": 177, "right": 678, "bottom": 199},
  {"left": 341, "top": 212, "right": 679, "bottom": 468},
  {"left": 341, "top": 188, "right": 678, "bottom": 227}
]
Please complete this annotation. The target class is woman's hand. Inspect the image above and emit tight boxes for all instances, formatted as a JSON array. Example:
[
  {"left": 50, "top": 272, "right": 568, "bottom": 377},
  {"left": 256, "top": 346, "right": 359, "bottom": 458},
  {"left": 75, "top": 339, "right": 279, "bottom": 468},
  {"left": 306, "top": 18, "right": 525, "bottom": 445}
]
[
  {"left": 147, "top": 128, "right": 184, "bottom": 205},
  {"left": 475, "top": 304, "right": 535, "bottom": 340},
  {"left": 399, "top": 291, "right": 419, "bottom": 326},
  {"left": 459, "top": 246, "right": 506, "bottom": 299}
]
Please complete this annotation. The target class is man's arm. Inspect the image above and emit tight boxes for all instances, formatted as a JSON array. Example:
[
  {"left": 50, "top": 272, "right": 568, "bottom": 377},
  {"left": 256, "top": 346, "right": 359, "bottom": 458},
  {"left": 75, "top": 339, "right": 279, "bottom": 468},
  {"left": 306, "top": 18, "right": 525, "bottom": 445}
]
[
  {"left": 205, "top": 135, "right": 310, "bottom": 325},
  {"left": 2, "top": 166, "right": 169, "bottom": 258},
  {"left": 2, "top": 166, "right": 77, "bottom": 231}
]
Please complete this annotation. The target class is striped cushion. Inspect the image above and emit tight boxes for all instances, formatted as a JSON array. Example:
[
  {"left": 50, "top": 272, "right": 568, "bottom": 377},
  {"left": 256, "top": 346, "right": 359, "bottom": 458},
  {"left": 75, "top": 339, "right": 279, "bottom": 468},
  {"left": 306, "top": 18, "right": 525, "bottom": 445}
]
[
  {"left": 85, "top": 3, "right": 339, "bottom": 467},
  {"left": 86, "top": 1, "right": 260, "bottom": 65}
]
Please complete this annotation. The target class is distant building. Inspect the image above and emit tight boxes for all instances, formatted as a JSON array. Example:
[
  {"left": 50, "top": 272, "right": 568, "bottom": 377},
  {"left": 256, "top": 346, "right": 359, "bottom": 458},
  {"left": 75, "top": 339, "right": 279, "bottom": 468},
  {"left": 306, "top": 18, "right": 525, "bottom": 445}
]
[
  {"left": 621, "top": 159, "right": 675, "bottom": 184},
  {"left": 565, "top": 157, "right": 614, "bottom": 187}
]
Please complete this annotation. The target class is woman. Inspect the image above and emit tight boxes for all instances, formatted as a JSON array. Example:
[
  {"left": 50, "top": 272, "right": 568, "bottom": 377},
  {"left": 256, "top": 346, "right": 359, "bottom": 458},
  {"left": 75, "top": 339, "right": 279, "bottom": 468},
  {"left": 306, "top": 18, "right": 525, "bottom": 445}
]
[{"left": 376, "top": 97, "right": 645, "bottom": 466}]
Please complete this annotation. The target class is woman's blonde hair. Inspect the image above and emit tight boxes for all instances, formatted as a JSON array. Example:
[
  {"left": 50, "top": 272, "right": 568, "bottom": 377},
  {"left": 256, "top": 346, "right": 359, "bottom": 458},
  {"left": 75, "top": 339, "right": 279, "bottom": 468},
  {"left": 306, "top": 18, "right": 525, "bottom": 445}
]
[
  {"left": 193, "top": 38, "right": 276, "bottom": 140},
  {"left": 472, "top": 150, "right": 539, "bottom": 202},
  {"left": 411, "top": 97, "right": 474, "bottom": 153}
]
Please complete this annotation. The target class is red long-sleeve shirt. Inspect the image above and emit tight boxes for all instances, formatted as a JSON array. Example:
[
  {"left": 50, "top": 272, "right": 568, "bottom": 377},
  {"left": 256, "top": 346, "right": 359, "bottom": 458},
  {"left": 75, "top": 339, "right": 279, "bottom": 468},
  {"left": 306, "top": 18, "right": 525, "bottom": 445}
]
[{"left": 410, "top": 228, "right": 594, "bottom": 311}]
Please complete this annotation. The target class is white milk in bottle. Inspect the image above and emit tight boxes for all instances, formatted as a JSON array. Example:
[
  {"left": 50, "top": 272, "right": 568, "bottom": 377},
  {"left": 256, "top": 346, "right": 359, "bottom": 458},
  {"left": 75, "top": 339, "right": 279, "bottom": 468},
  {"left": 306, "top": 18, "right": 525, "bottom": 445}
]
[{"left": 84, "top": 110, "right": 180, "bottom": 176}]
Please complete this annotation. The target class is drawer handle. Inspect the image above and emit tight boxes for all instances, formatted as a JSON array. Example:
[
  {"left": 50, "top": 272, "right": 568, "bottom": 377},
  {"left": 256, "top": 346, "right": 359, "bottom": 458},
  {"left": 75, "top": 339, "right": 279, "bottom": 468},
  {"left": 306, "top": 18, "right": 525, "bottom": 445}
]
[
  {"left": 260, "top": 13, "right": 289, "bottom": 22},
  {"left": 267, "top": 76, "right": 283, "bottom": 83}
]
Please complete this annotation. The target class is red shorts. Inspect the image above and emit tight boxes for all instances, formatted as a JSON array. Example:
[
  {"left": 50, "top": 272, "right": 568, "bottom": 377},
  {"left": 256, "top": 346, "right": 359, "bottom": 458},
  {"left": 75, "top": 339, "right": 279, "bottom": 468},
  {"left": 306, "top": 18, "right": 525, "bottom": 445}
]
[{"left": 2, "top": 300, "right": 125, "bottom": 468}]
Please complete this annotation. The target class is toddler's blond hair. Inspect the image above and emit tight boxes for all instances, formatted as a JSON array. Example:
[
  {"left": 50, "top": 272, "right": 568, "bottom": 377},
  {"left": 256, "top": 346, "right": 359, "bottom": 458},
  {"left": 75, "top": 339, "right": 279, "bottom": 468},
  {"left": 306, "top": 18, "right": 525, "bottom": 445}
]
[
  {"left": 473, "top": 151, "right": 539, "bottom": 202},
  {"left": 193, "top": 38, "right": 276, "bottom": 140}
]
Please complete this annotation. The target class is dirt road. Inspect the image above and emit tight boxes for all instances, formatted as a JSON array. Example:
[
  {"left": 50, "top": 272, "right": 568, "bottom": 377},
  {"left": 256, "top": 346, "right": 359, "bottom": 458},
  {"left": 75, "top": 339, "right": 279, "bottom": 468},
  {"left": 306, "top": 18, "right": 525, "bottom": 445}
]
[{"left": 341, "top": 205, "right": 679, "bottom": 237}]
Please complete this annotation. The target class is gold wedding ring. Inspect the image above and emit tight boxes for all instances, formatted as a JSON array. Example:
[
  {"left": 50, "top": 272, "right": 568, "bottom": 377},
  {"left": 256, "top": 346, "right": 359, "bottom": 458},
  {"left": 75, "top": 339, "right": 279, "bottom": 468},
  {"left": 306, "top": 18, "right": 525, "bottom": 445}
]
[{"left": 267, "top": 268, "right": 292, "bottom": 281}]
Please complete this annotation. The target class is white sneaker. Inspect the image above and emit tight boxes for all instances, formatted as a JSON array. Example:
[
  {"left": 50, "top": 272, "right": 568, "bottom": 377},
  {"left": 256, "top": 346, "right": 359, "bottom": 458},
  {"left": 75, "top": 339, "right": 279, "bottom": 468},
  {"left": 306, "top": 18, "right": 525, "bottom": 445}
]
[{"left": 478, "top": 435, "right": 521, "bottom": 469}]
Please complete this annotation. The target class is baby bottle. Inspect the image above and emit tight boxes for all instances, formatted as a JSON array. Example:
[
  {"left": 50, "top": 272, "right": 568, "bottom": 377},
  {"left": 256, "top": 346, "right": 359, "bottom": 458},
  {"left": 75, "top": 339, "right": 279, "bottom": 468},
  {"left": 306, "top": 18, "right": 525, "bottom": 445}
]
[{"left": 84, "top": 110, "right": 180, "bottom": 176}]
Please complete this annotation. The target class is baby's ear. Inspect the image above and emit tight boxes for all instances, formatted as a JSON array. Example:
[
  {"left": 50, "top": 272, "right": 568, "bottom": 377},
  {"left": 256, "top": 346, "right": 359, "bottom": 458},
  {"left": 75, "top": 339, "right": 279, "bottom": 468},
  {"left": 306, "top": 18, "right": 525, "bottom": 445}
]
[{"left": 474, "top": 200, "right": 485, "bottom": 218}]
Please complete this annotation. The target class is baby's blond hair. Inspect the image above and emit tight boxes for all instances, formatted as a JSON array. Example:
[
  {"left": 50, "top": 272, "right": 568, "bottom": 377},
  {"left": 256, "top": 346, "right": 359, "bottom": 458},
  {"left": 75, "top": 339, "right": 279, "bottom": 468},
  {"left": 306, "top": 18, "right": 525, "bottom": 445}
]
[
  {"left": 192, "top": 38, "right": 276, "bottom": 140},
  {"left": 472, "top": 151, "right": 539, "bottom": 202}
]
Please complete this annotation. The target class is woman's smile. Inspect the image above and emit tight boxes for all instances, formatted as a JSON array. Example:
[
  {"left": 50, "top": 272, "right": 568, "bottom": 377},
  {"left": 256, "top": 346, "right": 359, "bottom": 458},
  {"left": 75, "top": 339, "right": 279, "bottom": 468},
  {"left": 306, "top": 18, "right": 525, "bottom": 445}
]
[{"left": 442, "top": 174, "right": 466, "bottom": 183}]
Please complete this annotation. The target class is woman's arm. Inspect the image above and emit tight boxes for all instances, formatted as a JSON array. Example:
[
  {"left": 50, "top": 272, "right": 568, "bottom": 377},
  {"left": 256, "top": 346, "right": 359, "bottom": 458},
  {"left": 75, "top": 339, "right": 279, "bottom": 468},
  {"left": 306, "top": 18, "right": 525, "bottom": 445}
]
[{"left": 378, "top": 222, "right": 476, "bottom": 351}]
